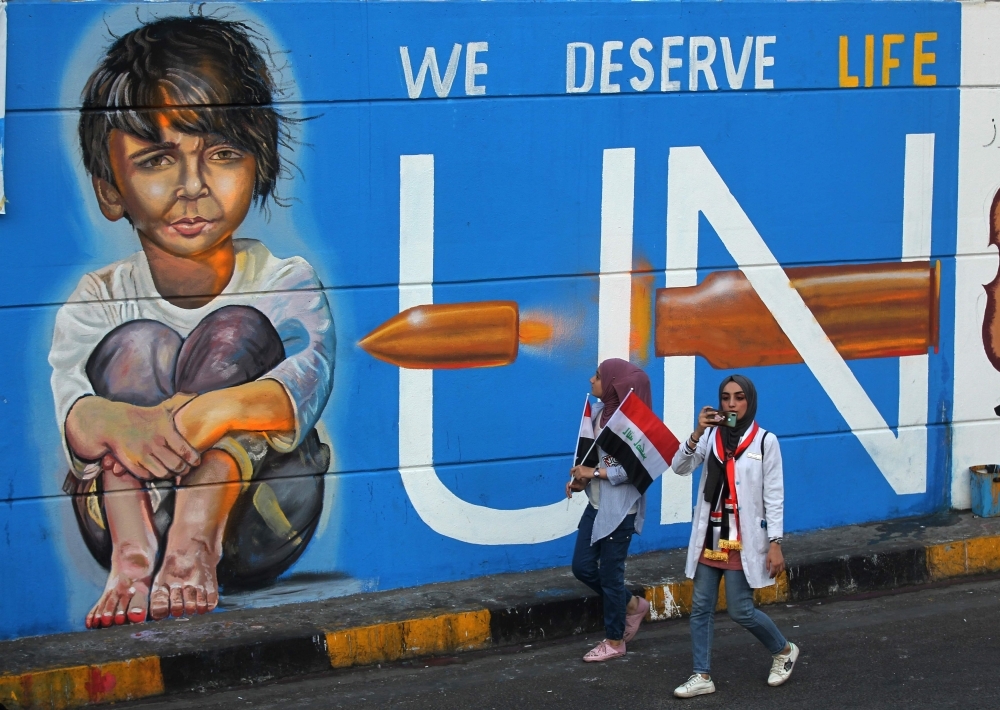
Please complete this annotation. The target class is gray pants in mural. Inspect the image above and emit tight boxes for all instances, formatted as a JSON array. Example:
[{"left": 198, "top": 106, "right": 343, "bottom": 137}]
[{"left": 65, "top": 305, "right": 329, "bottom": 590}]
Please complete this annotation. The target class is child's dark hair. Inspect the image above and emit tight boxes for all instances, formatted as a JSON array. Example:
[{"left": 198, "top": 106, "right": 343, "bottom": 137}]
[{"left": 79, "top": 15, "right": 289, "bottom": 206}]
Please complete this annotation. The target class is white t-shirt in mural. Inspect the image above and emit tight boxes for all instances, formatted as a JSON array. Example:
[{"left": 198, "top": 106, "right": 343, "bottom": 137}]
[{"left": 48, "top": 238, "right": 335, "bottom": 472}]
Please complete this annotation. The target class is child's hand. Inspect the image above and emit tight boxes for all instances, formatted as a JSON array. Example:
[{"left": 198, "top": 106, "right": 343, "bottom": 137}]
[
  {"left": 101, "top": 452, "right": 179, "bottom": 482},
  {"left": 67, "top": 394, "right": 201, "bottom": 481},
  {"left": 101, "top": 454, "right": 126, "bottom": 477},
  {"left": 108, "top": 394, "right": 200, "bottom": 480}
]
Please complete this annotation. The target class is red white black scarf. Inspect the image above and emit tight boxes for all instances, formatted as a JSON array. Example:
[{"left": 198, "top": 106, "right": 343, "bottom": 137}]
[{"left": 703, "top": 423, "right": 759, "bottom": 561}]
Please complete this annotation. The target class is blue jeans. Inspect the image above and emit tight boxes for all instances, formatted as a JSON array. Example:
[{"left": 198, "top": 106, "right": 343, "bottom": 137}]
[
  {"left": 572, "top": 505, "right": 636, "bottom": 641},
  {"left": 690, "top": 563, "right": 787, "bottom": 674}
]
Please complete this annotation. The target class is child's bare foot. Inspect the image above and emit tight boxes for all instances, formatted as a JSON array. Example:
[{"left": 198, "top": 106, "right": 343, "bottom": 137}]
[
  {"left": 148, "top": 450, "right": 240, "bottom": 620},
  {"left": 86, "top": 541, "right": 155, "bottom": 628},
  {"left": 149, "top": 536, "right": 221, "bottom": 619},
  {"left": 88, "top": 471, "right": 159, "bottom": 628}
]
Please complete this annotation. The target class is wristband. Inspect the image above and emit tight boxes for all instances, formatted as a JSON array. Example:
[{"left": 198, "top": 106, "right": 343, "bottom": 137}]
[{"left": 769, "top": 538, "right": 782, "bottom": 545}]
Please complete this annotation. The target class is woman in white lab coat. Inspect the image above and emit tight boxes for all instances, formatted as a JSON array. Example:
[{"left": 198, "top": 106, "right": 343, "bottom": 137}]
[{"left": 669, "top": 375, "right": 799, "bottom": 699}]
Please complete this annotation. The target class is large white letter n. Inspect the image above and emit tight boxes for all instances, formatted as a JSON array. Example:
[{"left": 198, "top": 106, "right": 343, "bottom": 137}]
[{"left": 664, "top": 146, "right": 928, "bottom": 496}]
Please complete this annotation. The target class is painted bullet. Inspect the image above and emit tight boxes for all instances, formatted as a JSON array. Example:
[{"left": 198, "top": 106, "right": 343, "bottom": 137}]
[
  {"left": 655, "top": 261, "right": 940, "bottom": 368},
  {"left": 359, "top": 301, "right": 521, "bottom": 369}
]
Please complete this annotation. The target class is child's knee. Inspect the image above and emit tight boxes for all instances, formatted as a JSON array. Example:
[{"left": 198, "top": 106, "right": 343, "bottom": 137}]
[
  {"left": 188, "top": 306, "right": 280, "bottom": 350},
  {"left": 86, "top": 320, "right": 182, "bottom": 404},
  {"left": 176, "top": 306, "right": 284, "bottom": 392}
]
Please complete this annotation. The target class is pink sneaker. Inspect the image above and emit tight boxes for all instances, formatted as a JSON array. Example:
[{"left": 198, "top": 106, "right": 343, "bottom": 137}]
[
  {"left": 623, "top": 596, "right": 650, "bottom": 643},
  {"left": 583, "top": 640, "right": 627, "bottom": 662}
]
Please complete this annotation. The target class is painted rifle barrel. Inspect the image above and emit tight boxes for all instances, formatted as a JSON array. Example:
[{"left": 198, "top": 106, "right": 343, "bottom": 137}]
[
  {"left": 654, "top": 261, "right": 940, "bottom": 369},
  {"left": 359, "top": 301, "right": 520, "bottom": 369}
]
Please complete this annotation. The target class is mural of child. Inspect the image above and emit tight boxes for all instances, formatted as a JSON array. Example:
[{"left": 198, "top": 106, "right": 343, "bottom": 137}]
[{"left": 47, "top": 16, "right": 335, "bottom": 629}]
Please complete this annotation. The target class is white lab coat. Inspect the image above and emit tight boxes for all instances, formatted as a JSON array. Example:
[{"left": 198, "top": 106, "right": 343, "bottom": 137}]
[{"left": 670, "top": 424, "right": 784, "bottom": 589}]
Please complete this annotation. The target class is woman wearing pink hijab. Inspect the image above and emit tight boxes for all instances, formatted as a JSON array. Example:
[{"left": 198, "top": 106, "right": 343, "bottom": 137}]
[{"left": 567, "top": 358, "right": 653, "bottom": 662}]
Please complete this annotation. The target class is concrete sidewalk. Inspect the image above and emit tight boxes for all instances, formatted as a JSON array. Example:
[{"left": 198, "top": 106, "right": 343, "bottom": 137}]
[{"left": 3, "top": 511, "right": 1000, "bottom": 710}]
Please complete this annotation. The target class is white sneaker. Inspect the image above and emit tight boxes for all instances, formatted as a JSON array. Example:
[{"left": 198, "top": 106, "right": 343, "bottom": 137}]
[
  {"left": 767, "top": 642, "right": 799, "bottom": 687},
  {"left": 674, "top": 674, "right": 716, "bottom": 698}
]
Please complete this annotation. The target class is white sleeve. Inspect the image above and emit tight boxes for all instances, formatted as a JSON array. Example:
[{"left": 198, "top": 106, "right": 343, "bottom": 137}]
[
  {"left": 670, "top": 427, "right": 712, "bottom": 476},
  {"left": 761, "top": 433, "right": 784, "bottom": 539},
  {"left": 606, "top": 463, "right": 629, "bottom": 485},
  {"left": 253, "top": 259, "right": 335, "bottom": 452},
  {"left": 48, "top": 274, "right": 120, "bottom": 476}
]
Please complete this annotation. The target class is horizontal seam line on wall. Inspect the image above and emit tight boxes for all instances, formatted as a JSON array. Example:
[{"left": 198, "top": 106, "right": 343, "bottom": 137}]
[
  {"left": 4, "top": 83, "right": 966, "bottom": 115},
  {"left": 7, "top": 422, "right": 963, "bottom": 505},
  {"left": 0, "top": 254, "right": 956, "bottom": 311}
]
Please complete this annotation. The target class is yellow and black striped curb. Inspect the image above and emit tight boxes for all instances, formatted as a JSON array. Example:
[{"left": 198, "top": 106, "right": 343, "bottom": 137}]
[{"left": 4, "top": 534, "right": 1000, "bottom": 709}]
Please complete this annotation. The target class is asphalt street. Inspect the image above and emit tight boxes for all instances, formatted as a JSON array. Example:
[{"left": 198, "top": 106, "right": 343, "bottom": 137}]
[{"left": 115, "top": 577, "right": 1000, "bottom": 710}]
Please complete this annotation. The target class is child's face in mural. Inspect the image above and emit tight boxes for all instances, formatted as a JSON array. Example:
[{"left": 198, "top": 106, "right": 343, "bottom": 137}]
[
  {"left": 721, "top": 381, "right": 748, "bottom": 419},
  {"left": 94, "top": 126, "right": 257, "bottom": 257}
]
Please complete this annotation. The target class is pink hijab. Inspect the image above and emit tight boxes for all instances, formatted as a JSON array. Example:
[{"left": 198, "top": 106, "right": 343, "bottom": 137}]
[{"left": 597, "top": 358, "right": 652, "bottom": 427}]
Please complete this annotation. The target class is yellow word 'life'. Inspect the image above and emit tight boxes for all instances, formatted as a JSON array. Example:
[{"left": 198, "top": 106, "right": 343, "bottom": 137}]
[{"left": 839, "top": 33, "right": 937, "bottom": 88}]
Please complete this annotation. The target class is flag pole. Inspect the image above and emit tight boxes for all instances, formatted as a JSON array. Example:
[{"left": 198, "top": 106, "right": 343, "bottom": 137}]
[
  {"left": 577, "top": 388, "right": 634, "bottom": 469},
  {"left": 577, "top": 437, "right": 599, "bottom": 471},
  {"left": 569, "top": 393, "right": 591, "bottom": 509},
  {"left": 568, "top": 388, "right": 639, "bottom": 507},
  {"left": 573, "top": 393, "right": 592, "bottom": 468}
]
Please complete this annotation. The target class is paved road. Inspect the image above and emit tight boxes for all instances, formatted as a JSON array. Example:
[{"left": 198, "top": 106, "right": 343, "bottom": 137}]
[{"left": 118, "top": 577, "right": 1000, "bottom": 710}]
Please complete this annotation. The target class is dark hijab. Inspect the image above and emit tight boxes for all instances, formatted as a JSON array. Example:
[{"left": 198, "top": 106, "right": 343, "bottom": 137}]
[
  {"left": 718, "top": 374, "right": 757, "bottom": 455},
  {"left": 704, "top": 374, "right": 758, "bottom": 503},
  {"left": 597, "top": 358, "right": 652, "bottom": 427}
]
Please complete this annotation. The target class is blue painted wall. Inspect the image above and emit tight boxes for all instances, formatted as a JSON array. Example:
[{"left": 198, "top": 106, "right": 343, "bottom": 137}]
[{"left": 0, "top": 0, "right": 976, "bottom": 640}]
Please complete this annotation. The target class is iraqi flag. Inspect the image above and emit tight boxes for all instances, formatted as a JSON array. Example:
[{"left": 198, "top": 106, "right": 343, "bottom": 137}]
[
  {"left": 595, "top": 391, "right": 681, "bottom": 494},
  {"left": 575, "top": 396, "right": 600, "bottom": 467}
]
